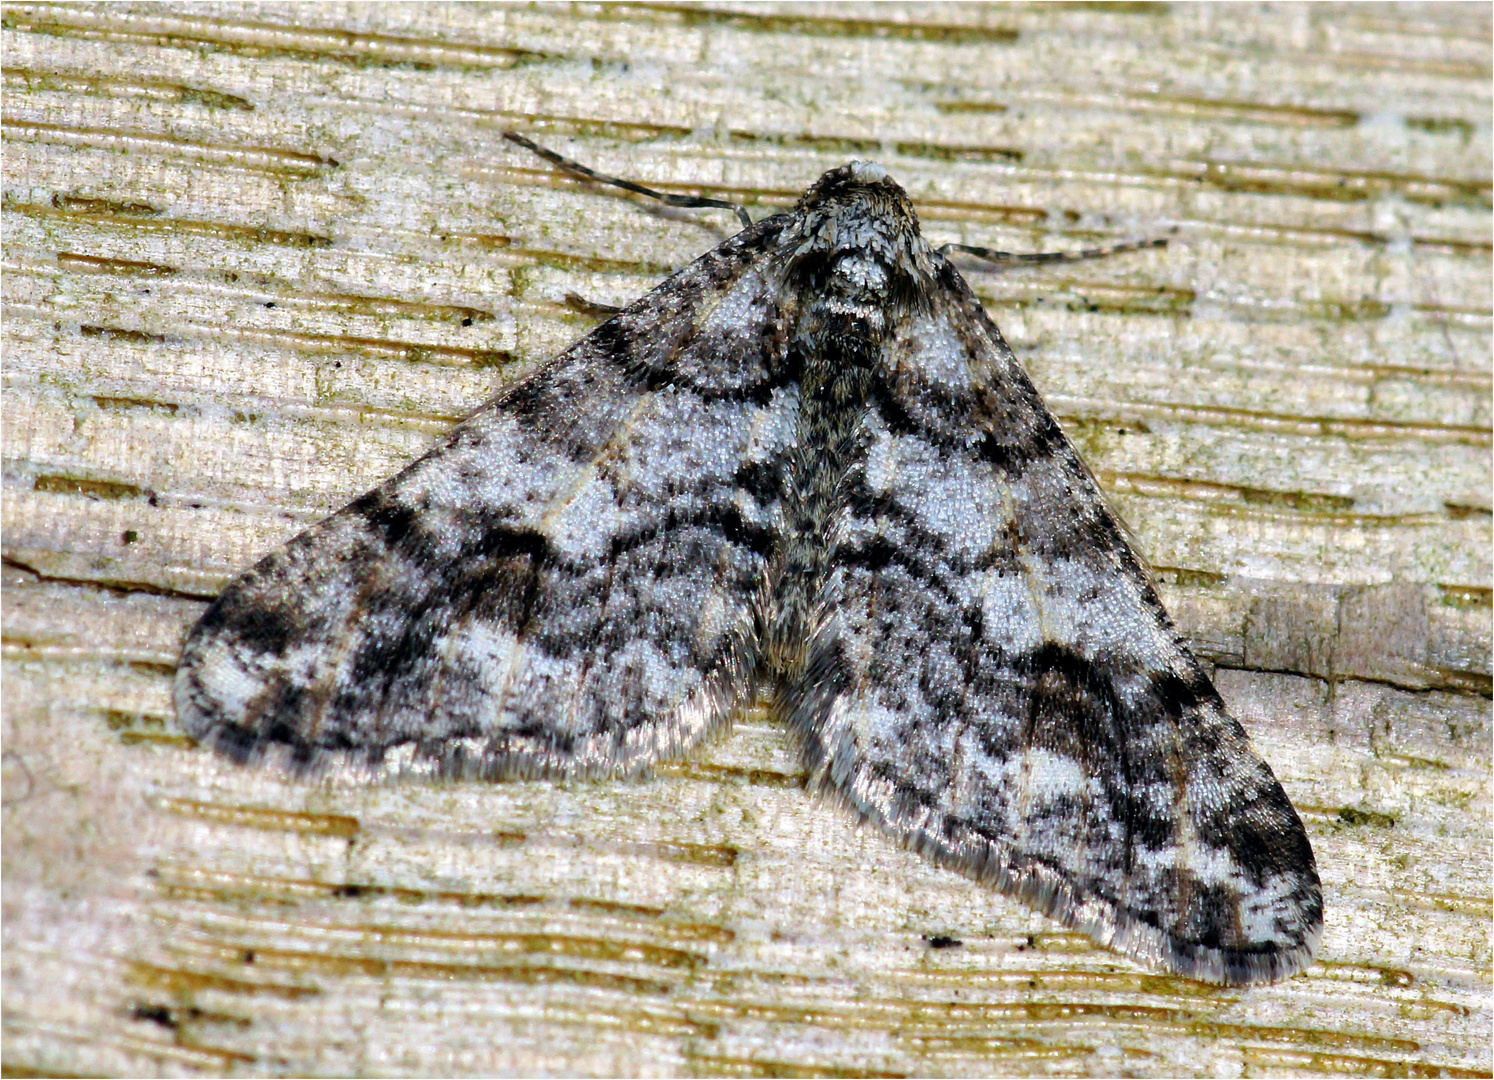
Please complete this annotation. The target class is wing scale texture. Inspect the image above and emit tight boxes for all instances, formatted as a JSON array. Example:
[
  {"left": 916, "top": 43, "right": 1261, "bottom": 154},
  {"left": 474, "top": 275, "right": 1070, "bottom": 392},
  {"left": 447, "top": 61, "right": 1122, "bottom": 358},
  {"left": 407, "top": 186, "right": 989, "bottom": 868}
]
[{"left": 177, "top": 158, "right": 1321, "bottom": 983}]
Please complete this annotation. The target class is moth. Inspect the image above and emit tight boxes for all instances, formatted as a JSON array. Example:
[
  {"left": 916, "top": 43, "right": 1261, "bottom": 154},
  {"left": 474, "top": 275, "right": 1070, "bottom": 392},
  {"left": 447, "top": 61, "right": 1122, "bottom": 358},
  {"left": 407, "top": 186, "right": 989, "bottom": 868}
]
[{"left": 176, "top": 134, "right": 1322, "bottom": 985}]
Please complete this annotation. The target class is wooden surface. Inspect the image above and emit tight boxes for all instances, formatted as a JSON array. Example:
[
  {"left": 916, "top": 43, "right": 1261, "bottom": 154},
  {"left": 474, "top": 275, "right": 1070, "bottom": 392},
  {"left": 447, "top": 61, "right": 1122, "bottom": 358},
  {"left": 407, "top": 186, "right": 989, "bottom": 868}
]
[{"left": 3, "top": 3, "right": 1490, "bottom": 1076}]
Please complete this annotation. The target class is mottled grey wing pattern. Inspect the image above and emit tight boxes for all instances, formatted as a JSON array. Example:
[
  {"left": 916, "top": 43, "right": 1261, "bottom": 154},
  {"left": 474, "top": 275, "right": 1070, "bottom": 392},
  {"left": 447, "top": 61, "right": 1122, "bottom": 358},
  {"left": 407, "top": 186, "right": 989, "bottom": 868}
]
[
  {"left": 786, "top": 256, "right": 1321, "bottom": 984},
  {"left": 176, "top": 218, "right": 798, "bottom": 778},
  {"left": 177, "top": 151, "right": 1320, "bottom": 985}
]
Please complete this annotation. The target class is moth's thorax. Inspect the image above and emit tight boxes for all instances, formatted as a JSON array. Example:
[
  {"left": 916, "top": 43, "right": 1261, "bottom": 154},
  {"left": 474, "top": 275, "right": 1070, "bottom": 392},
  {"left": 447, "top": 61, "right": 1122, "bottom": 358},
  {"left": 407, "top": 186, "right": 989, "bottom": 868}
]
[{"left": 783, "top": 162, "right": 935, "bottom": 345}]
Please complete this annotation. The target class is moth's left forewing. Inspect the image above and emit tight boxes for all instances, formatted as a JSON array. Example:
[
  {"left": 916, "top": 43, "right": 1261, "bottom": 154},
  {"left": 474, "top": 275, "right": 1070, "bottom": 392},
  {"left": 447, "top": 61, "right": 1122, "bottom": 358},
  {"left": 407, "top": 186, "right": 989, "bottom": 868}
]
[
  {"left": 796, "top": 254, "right": 1321, "bottom": 984},
  {"left": 177, "top": 217, "right": 801, "bottom": 780}
]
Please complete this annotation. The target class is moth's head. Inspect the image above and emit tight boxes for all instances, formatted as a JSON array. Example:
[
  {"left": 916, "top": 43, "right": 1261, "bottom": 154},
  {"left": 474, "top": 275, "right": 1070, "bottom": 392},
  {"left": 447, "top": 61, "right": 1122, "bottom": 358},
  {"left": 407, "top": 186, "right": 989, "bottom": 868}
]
[
  {"left": 788, "top": 161, "right": 931, "bottom": 285},
  {"left": 795, "top": 161, "right": 921, "bottom": 234},
  {"left": 786, "top": 162, "right": 934, "bottom": 324}
]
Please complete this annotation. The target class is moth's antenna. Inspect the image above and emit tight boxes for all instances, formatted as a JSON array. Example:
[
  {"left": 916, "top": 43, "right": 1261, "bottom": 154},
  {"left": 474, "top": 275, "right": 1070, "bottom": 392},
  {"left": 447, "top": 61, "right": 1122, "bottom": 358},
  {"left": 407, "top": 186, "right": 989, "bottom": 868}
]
[
  {"left": 563, "top": 292, "right": 623, "bottom": 318},
  {"left": 940, "top": 235, "right": 1169, "bottom": 268},
  {"left": 504, "top": 131, "right": 753, "bottom": 230}
]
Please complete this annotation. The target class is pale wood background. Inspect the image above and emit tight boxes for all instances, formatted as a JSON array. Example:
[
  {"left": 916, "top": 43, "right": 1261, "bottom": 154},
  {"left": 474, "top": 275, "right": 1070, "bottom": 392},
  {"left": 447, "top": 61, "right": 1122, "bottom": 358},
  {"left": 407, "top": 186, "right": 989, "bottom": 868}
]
[{"left": 3, "top": 3, "right": 1490, "bottom": 1076}]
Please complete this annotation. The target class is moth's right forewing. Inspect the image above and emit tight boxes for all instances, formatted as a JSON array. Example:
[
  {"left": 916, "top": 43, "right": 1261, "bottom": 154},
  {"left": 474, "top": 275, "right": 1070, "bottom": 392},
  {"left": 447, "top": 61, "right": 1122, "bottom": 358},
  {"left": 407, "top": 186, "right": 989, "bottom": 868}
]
[
  {"left": 791, "top": 257, "right": 1321, "bottom": 985},
  {"left": 176, "top": 219, "right": 799, "bottom": 778}
]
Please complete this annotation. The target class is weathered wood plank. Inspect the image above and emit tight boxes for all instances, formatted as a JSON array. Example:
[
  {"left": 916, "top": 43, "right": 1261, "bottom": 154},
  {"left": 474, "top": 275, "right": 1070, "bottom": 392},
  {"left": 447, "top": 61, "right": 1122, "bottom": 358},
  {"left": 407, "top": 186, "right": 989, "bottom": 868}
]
[{"left": 4, "top": 3, "right": 1489, "bottom": 1076}]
